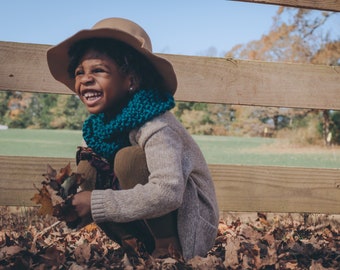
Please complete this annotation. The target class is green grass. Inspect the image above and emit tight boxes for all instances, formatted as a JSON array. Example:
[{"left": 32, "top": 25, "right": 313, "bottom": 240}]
[
  {"left": 0, "top": 129, "right": 82, "bottom": 158},
  {"left": 1, "top": 129, "right": 340, "bottom": 169},
  {"left": 192, "top": 135, "right": 340, "bottom": 168}
]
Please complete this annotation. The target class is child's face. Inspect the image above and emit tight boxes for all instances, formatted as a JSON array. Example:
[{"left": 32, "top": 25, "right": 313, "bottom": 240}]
[{"left": 74, "top": 50, "right": 131, "bottom": 115}]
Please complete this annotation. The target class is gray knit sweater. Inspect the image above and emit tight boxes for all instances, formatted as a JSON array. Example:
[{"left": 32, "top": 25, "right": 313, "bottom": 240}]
[{"left": 91, "top": 111, "right": 219, "bottom": 260}]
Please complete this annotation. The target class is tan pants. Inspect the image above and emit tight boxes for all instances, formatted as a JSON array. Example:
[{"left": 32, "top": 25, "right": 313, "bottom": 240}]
[{"left": 98, "top": 146, "right": 178, "bottom": 253}]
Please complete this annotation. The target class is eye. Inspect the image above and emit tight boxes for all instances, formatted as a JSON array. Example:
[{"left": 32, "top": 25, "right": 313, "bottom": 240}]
[
  {"left": 93, "top": 68, "right": 106, "bottom": 73},
  {"left": 74, "top": 68, "right": 84, "bottom": 77}
]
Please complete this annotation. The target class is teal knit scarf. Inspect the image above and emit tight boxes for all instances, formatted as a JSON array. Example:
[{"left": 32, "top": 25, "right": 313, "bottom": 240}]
[{"left": 82, "top": 89, "right": 175, "bottom": 161}]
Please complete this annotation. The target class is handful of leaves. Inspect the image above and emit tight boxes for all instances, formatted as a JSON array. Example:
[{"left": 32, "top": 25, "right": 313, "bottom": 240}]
[{"left": 31, "top": 163, "right": 85, "bottom": 228}]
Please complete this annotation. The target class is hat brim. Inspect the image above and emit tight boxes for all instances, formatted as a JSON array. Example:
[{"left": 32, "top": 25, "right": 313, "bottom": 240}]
[{"left": 47, "top": 28, "right": 177, "bottom": 95}]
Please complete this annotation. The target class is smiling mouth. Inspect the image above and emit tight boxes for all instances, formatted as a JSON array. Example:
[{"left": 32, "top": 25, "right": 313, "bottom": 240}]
[{"left": 82, "top": 91, "right": 103, "bottom": 101}]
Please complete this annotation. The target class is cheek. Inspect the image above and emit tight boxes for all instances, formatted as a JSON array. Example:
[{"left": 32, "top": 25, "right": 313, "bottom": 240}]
[{"left": 74, "top": 80, "right": 81, "bottom": 95}]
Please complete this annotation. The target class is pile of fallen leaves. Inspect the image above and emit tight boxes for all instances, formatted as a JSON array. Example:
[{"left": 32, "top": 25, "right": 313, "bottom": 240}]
[
  {"left": 30, "top": 163, "right": 84, "bottom": 227},
  {"left": 1, "top": 164, "right": 340, "bottom": 269},
  {"left": 215, "top": 213, "right": 340, "bottom": 269},
  {"left": 1, "top": 207, "right": 339, "bottom": 270}
]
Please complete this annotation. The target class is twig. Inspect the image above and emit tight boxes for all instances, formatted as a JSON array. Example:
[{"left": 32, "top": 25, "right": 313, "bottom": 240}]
[{"left": 30, "top": 220, "right": 62, "bottom": 253}]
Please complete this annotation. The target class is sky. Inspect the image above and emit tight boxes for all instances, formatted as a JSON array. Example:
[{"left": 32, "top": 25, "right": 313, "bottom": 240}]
[
  {"left": 1, "top": 0, "right": 339, "bottom": 57},
  {"left": 1, "top": 0, "right": 279, "bottom": 57}
]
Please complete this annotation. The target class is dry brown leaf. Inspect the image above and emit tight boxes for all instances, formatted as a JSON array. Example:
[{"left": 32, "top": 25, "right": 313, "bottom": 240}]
[
  {"left": 285, "top": 261, "right": 299, "bottom": 269},
  {"left": 262, "top": 231, "right": 276, "bottom": 246},
  {"left": 310, "top": 260, "right": 332, "bottom": 270},
  {"left": 31, "top": 185, "right": 54, "bottom": 216},
  {"left": 56, "top": 162, "right": 72, "bottom": 183},
  {"left": 218, "top": 220, "right": 231, "bottom": 235},
  {"left": 39, "top": 245, "right": 66, "bottom": 267},
  {"left": 31, "top": 163, "right": 85, "bottom": 225},
  {"left": 1, "top": 209, "right": 340, "bottom": 269},
  {"left": 45, "top": 185, "right": 64, "bottom": 206},
  {"left": 74, "top": 243, "right": 92, "bottom": 264},
  {"left": 188, "top": 255, "right": 223, "bottom": 269},
  {"left": 240, "top": 223, "right": 262, "bottom": 241},
  {"left": 42, "top": 164, "right": 57, "bottom": 181},
  {"left": 258, "top": 212, "right": 271, "bottom": 226},
  {"left": 0, "top": 245, "right": 23, "bottom": 260},
  {"left": 84, "top": 223, "right": 98, "bottom": 232},
  {"left": 224, "top": 235, "right": 240, "bottom": 268}
]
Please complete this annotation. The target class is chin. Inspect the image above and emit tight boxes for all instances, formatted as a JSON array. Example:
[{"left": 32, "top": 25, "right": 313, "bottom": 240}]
[{"left": 87, "top": 108, "right": 103, "bottom": 115}]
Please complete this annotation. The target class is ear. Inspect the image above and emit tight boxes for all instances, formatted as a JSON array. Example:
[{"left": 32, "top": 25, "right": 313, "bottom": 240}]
[{"left": 127, "top": 74, "right": 141, "bottom": 92}]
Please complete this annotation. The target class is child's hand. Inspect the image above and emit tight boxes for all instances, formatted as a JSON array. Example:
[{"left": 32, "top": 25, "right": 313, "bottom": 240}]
[{"left": 72, "top": 191, "right": 92, "bottom": 217}]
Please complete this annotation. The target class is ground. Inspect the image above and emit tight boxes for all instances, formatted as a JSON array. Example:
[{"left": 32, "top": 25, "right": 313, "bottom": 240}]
[{"left": 0, "top": 207, "right": 339, "bottom": 269}]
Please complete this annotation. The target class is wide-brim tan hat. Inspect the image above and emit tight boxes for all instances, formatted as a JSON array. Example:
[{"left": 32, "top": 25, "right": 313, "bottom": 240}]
[{"left": 47, "top": 17, "right": 177, "bottom": 95}]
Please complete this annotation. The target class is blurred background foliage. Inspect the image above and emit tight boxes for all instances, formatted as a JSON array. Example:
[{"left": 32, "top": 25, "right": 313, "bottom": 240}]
[{"left": 1, "top": 7, "right": 339, "bottom": 146}]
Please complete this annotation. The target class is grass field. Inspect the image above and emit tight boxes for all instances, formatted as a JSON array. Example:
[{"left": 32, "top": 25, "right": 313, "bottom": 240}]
[{"left": 1, "top": 128, "right": 340, "bottom": 168}]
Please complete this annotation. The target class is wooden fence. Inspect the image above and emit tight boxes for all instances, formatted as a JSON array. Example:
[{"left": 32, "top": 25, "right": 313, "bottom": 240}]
[{"left": 1, "top": 0, "right": 340, "bottom": 214}]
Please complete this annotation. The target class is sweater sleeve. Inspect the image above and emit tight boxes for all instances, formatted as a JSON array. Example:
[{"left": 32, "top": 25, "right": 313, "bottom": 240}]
[{"left": 91, "top": 125, "right": 187, "bottom": 223}]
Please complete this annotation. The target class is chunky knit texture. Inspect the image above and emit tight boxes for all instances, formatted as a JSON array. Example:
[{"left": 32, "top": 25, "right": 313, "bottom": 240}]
[
  {"left": 91, "top": 111, "right": 220, "bottom": 260},
  {"left": 82, "top": 89, "right": 175, "bottom": 161}
]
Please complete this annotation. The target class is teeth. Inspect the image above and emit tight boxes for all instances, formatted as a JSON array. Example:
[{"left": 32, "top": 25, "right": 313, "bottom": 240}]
[{"left": 83, "top": 91, "right": 102, "bottom": 100}]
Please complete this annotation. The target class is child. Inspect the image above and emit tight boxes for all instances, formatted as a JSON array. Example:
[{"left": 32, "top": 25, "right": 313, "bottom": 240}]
[{"left": 47, "top": 17, "right": 219, "bottom": 261}]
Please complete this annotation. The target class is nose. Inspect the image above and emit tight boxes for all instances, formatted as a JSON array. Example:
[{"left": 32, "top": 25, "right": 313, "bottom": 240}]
[{"left": 80, "top": 73, "right": 94, "bottom": 85}]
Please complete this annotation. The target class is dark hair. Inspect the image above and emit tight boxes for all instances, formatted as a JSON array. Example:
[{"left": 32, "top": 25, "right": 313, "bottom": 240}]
[{"left": 67, "top": 38, "right": 163, "bottom": 90}]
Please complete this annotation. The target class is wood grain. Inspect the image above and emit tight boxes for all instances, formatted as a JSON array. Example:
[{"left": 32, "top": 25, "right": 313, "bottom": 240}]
[
  {"left": 0, "top": 156, "right": 76, "bottom": 206},
  {"left": 1, "top": 41, "right": 339, "bottom": 110},
  {"left": 1, "top": 156, "right": 340, "bottom": 213},
  {"left": 234, "top": 0, "right": 340, "bottom": 12},
  {"left": 210, "top": 164, "right": 340, "bottom": 214}
]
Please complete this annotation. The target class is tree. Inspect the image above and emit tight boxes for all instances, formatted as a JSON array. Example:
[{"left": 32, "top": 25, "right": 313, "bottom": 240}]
[
  {"left": 29, "top": 93, "right": 58, "bottom": 128},
  {"left": 225, "top": 7, "right": 340, "bottom": 144},
  {"left": 330, "top": 111, "right": 340, "bottom": 144},
  {"left": 44, "top": 94, "right": 88, "bottom": 130},
  {"left": 0, "top": 91, "right": 89, "bottom": 130},
  {"left": 0, "top": 91, "right": 12, "bottom": 124}
]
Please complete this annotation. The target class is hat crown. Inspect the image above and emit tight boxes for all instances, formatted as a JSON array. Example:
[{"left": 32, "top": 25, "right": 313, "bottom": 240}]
[
  {"left": 92, "top": 18, "right": 152, "bottom": 51},
  {"left": 47, "top": 17, "right": 177, "bottom": 95}
]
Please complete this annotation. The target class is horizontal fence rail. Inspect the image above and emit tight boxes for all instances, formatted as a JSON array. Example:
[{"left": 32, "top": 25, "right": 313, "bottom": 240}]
[
  {"left": 1, "top": 156, "right": 340, "bottom": 213},
  {"left": 234, "top": 0, "right": 340, "bottom": 12},
  {"left": 1, "top": 41, "right": 340, "bottom": 110}
]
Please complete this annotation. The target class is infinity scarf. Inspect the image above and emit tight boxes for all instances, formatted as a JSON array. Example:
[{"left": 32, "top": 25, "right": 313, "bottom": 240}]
[{"left": 82, "top": 89, "right": 175, "bottom": 162}]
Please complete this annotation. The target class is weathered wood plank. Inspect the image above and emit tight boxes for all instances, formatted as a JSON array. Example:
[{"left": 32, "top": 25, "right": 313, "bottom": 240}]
[
  {"left": 0, "top": 156, "right": 76, "bottom": 206},
  {"left": 1, "top": 41, "right": 340, "bottom": 110},
  {"left": 1, "top": 156, "right": 340, "bottom": 213},
  {"left": 168, "top": 55, "right": 340, "bottom": 110},
  {"left": 210, "top": 164, "right": 340, "bottom": 214},
  {"left": 234, "top": 0, "right": 340, "bottom": 12},
  {"left": 0, "top": 42, "right": 68, "bottom": 95}
]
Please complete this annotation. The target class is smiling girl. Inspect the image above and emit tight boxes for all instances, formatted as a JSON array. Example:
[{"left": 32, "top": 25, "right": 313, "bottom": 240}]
[{"left": 47, "top": 17, "right": 219, "bottom": 261}]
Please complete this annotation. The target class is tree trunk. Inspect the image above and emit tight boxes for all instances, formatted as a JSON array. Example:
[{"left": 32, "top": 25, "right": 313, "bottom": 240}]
[{"left": 322, "top": 110, "right": 331, "bottom": 146}]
